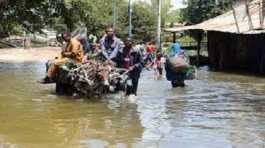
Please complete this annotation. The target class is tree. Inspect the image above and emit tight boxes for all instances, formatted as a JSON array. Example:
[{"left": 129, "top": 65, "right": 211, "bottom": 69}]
[
  {"left": 151, "top": 0, "right": 173, "bottom": 26},
  {"left": 0, "top": 0, "right": 159, "bottom": 43},
  {"left": 130, "top": 1, "right": 157, "bottom": 42},
  {"left": 0, "top": 0, "right": 49, "bottom": 38},
  {"left": 180, "top": 0, "right": 234, "bottom": 24},
  {"left": 49, "top": 0, "right": 129, "bottom": 37}
]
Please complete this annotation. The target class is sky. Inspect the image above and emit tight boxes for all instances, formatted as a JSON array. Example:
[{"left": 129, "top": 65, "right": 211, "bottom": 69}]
[
  {"left": 134, "top": 0, "right": 187, "bottom": 10},
  {"left": 170, "top": 0, "right": 187, "bottom": 9}
]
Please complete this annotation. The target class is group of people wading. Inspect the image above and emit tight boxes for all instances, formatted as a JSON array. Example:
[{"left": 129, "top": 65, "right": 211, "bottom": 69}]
[{"left": 41, "top": 26, "right": 193, "bottom": 97}]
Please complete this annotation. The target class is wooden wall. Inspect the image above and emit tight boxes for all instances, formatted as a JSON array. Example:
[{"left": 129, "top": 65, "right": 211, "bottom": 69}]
[{"left": 207, "top": 31, "right": 265, "bottom": 74}]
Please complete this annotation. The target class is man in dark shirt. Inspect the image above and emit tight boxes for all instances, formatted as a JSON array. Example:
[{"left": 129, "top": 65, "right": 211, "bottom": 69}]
[{"left": 116, "top": 38, "right": 144, "bottom": 96}]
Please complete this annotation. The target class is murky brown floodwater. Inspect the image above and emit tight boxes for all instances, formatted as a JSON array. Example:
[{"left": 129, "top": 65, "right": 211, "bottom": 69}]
[{"left": 1, "top": 62, "right": 265, "bottom": 148}]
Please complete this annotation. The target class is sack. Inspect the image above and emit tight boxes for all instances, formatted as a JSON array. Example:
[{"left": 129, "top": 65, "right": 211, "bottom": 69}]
[{"left": 168, "top": 55, "right": 189, "bottom": 73}]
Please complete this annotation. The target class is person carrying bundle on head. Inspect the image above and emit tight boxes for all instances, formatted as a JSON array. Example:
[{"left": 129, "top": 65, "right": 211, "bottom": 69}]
[{"left": 165, "top": 41, "right": 189, "bottom": 87}]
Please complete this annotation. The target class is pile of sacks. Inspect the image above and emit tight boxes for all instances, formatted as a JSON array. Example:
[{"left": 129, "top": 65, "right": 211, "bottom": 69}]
[{"left": 62, "top": 59, "right": 129, "bottom": 97}]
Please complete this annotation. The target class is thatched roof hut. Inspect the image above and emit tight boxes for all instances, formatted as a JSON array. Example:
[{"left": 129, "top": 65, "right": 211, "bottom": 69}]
[
  {"left": 166, "top": 0, "right": 265, "bottom": 74},
  {"left": 165, "top": 0, "right": 265, "bottom": 34}
]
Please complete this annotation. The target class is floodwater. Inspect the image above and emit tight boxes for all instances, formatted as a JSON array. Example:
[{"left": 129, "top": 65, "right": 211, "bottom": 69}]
[{"left": 1, "top": 62, "right": 265, "bottom": 148}]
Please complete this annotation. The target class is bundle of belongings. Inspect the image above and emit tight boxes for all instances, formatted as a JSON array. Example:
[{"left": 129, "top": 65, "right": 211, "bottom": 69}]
[
  {"left": 168, "top": 51, "right": 189, "bottom": 72},
  {"left": 165, "top": 51, "right": 196, "bottom": 87},
  {"left": 54, "top": 58, "right": 129, "bottom": 97},
  {"left": 42, "top": 31, "right": 130, "bottom": 97}
]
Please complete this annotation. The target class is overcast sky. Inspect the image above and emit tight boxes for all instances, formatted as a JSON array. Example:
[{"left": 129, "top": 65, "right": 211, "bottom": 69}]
[
  {"left": 134, "top": 0, "right": 186, "bottom": 9},
  {"left": 170, "top": 0, "right": 186, "bottom": 9}
]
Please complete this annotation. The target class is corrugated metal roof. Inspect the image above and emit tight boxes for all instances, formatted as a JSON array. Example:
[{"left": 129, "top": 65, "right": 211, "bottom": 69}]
[{"left": 165, "top": 0, "right": 265, "bottom": 34}]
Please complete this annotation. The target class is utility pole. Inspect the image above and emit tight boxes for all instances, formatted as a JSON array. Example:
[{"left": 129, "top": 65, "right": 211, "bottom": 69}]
[
  {"left": 215, "top": 0, "right": 219, "bottom": 5},
  {"left": 157, "top": 0, "right": 161, "bottom": 51},
  {"left": 112, "top": 0, "right": 117, "bottom": 29},
  {"left": 128, "top": 0, "right": 132, "bottom": 38}
]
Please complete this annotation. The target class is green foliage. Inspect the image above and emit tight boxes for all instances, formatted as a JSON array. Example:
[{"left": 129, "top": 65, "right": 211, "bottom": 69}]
[
  {"left": 0, "top": 0, "right": 49, "bottom": 37},
  {"left": 0, "top": 0, "right": 235, "bottom": 43},
  {"left": 166, "top": 9, "right": 182, "bottom": 24},
  {"left": 180, "top": 0, "right": 234, "bottom": 24},
  {"left": 176, "top": 0, "right": 234, "bottom": 42},
  {"left": 52, "top": 0, "right": 146, "bottom": 40},
  {"left": 151, "top": 0, "right": 175, "bottom": 26},
  {"left": 53, "top": 0, "right": 115, "bottom": 34},
  {"left": 130, "top": 2, "right": 156, "bottom": 42},
  {"left": 50, "top": 0, "right": 158, "bottom": 41}
]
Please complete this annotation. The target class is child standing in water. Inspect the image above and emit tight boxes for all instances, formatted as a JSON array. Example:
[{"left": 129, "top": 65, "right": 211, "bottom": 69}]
[{"left": 154, "top": 51, "right": 163, "bottom": 78}]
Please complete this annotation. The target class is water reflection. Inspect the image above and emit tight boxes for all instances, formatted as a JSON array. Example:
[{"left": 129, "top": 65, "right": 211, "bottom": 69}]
[
  {"left": 1, "top": 63, "right": 265, "bottom": 147},
  {"left": 0, "top": 62, "right": 143, "bottom": 148},
  {"left": 134, "top": 70, "right": 265, "bottom": 148}
]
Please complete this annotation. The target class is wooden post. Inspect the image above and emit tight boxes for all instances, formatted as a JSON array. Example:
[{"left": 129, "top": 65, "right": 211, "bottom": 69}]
[
  {"left": 23, "top": 31, "right": 26, "bottom": 49},
  {"left": 259, "top": 2, "right": 262, "bottom": 28},
  {"left": 245, "top": 0, "right": 253, "bottom": 30},
  {"left": 172, "top": 32, "right": 176, "bottom": 43},
  {"left": 196, "top": 32, "right": 202, "bottom": 67},
  {"left": 261, "top": 0, "right": 265, "bottom": 28},
  {"left": 232, "top": 6, "right": 240, "bottom": 33}
]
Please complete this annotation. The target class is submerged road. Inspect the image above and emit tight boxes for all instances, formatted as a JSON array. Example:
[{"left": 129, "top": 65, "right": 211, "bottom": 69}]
[{"left": 0, "top": 62, "right": 265, "bottom": 148}]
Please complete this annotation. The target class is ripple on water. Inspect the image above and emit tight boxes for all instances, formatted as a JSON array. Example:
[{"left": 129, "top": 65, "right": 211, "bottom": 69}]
[{"left": 1, "top": 63, "right": 265, "bottom": 147}]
